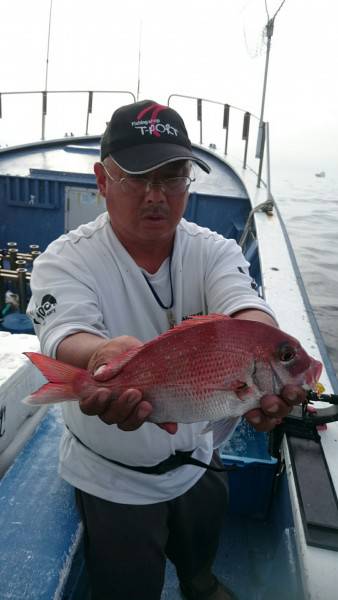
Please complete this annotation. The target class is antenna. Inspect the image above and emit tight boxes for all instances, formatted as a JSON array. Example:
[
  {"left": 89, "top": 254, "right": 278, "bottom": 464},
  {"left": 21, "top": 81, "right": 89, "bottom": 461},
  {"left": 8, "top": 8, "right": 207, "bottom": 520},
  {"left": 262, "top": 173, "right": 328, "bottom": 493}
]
[
  {"left": 42, "top": 0, "right": 53, "bottom": 140},
  {"left": 44, "top": 0, "right": 53, "bottom": 92},
  {"left": 136, "top": 20, "right": 142, "bottom": 101}
]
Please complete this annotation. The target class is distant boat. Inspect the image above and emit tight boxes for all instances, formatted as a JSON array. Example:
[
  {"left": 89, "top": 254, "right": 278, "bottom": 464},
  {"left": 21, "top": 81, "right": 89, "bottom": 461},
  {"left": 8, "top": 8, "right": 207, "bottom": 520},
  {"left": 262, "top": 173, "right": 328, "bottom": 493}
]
[{"left": 315, "top": 171, "right": 326, "bottom": 177}]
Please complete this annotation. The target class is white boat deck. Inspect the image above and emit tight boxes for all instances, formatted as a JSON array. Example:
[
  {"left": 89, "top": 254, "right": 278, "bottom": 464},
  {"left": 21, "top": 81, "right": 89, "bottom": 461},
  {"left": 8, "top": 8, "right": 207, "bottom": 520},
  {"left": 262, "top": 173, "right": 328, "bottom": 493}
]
[{"left": 0, "top": 331, "right": 46, "bottom": 476}]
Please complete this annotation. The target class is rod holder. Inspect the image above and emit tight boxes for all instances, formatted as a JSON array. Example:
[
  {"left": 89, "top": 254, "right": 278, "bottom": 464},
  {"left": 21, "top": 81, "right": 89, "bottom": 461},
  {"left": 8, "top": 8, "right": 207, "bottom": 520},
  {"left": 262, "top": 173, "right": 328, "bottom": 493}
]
[
  {"left": 16, "top": 268, "right": 28, "bottom": 313},
  {"left": 31, "top": 251, "right": 41, "bottom": 261},
  {"left": 8, "top": 248, "right": 18, "bottom": 270}
]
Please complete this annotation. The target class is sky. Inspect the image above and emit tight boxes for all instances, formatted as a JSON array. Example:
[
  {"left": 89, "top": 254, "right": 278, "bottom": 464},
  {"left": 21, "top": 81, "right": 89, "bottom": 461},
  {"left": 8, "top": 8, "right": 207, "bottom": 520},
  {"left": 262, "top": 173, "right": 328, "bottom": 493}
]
[{"left": 0, "top": 0, "right": 337, "bottom": 175}]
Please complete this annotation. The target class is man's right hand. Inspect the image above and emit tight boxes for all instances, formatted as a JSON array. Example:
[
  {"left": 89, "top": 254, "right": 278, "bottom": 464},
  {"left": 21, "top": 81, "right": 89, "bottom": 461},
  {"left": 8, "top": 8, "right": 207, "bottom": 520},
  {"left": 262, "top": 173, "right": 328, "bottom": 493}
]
[{"left": 77, "top": 336, "right": 153, "bottom": 430}]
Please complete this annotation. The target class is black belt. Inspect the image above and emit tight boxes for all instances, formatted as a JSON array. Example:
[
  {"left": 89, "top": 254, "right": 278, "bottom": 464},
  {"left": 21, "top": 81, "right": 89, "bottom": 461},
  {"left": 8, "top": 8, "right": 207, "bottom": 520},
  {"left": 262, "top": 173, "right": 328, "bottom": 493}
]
[{"left": 66, "top": 426, "right": 237, "bottom": 475}]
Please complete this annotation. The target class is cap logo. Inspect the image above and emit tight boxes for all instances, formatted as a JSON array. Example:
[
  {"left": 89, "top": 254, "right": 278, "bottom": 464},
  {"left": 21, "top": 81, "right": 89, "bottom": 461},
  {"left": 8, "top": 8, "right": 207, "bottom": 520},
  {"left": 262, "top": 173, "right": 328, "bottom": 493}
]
[{"left": 131, "top": 102, "right": 179, "bottom": 138}]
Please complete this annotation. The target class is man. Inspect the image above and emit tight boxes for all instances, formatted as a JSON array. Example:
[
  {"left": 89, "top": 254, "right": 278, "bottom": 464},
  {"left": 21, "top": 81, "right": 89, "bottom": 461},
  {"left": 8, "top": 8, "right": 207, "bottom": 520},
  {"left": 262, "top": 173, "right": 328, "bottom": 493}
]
[{"left": 28, "top": 100, "right": 305, "bottom": 600}]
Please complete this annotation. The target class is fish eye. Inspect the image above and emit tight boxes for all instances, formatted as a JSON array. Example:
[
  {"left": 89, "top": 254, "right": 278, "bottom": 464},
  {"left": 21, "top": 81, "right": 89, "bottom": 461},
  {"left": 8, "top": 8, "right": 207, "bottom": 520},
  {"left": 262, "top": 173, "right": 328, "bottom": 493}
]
[{"left": 278, "top": 343, "right": 296, "bottom": 363}]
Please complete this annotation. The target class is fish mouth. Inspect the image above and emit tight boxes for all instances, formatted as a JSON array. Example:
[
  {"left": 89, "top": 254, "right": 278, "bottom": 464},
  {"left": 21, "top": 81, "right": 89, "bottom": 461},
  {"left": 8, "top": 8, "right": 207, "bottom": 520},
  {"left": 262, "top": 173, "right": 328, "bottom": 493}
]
[
  {"left": 302, "top": 359, "right": 323, "bottom": 389},
  {"left": 269, "top": 358, "right": 323, "bottom": 395}
]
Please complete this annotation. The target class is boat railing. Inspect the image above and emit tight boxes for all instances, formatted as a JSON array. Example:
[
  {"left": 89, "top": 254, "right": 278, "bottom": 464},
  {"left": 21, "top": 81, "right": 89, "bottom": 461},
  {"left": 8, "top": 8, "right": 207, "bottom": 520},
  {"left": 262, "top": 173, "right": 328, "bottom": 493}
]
[
  {"left": 0, "top": 89, "right": 271, "bottom": 194},
  {"left": 167, "top": 93, "right": 271, "bottom": 191},
  {"left": 0, "top": 88, "right": 136, "bottom": 145}
]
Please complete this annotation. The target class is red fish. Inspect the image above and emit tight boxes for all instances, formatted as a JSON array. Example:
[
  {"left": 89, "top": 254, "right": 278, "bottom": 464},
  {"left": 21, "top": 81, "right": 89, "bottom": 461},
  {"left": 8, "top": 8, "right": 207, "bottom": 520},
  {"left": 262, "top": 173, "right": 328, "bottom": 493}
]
[{"left": 24, "top": 314, "right": 322, "bottom": 424}]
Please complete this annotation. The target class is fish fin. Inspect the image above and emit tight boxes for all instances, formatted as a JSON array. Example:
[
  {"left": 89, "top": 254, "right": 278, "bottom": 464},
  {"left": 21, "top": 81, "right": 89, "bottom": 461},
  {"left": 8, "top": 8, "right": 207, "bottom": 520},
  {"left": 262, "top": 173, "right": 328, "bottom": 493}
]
[
  {"left": 236, "top": 383, "right": 263, "bottom": 402},
  {"left": 142, "top": 313, "right": 230, "bottom": 348},
  {"left": 202, "top": 417, "right": 241, "bottom": 448},
  {"left": 23, "top": 383, "right": 79, "bottom": 405},
  {"left": 24, "top": 352, "right": 86, "bottom": 383}
]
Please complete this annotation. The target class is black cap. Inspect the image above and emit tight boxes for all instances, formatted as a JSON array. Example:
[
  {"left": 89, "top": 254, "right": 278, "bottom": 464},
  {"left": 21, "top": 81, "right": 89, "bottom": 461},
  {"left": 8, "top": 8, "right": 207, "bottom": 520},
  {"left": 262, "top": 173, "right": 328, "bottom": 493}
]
[{"left": 100, "top": 99, "right": 211, "bottom": 174}]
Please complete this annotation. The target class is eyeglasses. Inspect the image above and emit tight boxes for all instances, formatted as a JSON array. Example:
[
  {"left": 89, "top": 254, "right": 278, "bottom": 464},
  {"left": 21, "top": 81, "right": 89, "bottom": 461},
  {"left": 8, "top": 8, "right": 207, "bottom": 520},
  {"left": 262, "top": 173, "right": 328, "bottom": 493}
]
[{"left": 101, "top": 163, "right": 195, "bottom": 197}]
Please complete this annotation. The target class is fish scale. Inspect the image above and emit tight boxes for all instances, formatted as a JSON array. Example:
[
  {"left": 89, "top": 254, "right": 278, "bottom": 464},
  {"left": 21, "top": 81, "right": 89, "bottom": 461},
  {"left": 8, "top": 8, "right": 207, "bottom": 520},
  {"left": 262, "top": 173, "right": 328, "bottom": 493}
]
[{"left": 24, "top": 314, "right": 322, "bottom": 425}]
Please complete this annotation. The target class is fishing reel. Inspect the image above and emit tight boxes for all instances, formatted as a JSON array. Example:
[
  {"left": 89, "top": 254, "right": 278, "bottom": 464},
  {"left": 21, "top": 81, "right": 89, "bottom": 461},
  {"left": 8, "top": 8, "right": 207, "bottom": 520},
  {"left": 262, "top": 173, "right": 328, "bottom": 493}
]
[{"left": 269, "top": 390, "right": 338, "bottom": 458}]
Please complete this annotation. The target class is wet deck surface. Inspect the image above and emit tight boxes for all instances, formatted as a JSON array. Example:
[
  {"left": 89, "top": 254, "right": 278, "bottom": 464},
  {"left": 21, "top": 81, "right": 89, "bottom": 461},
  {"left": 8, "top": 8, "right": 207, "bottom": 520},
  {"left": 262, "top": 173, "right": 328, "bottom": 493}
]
[{"left": 162, "top": 513, "right": 300, "bottom": 600}]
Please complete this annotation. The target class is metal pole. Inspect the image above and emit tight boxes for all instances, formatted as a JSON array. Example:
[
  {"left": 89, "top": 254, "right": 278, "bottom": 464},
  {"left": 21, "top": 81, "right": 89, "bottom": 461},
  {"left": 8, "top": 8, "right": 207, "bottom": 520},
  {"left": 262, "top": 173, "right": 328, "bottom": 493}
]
[
  {"left": 257, "top": 122, "right": 266, "bottom": 188},
  {"left": 259, "top": 18, "right": 274, "bottom": 125},
  {"left": 0, "top": 270, "right": 5, "bottom": 310},
  {"left": 242, "top": 112, "right": 250, "bottom": 169},
  {"left": 223, "top": 104, "right": 230, "bottom": 155},
  {"left": 86, "top": 91, "right": 93, "bottom": 135},
  {"left": 42, "top": 91, "right": 47, "bottom": 140},
  {"left": 265, "top": 122, "right": 273, "bottom": 203},
  {"left": 197, "top": 99, "right": 203, "bottom": 145}
]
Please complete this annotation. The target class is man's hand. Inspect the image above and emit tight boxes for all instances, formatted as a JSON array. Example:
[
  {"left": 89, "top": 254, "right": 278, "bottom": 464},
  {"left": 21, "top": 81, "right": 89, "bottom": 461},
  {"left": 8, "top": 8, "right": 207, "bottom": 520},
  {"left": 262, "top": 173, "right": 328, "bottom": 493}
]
[
  {"left": 80, "top": 336, "right": 177, "bottom": 434},
  {"left": 78, "top": 336, "right": 150, "bottom": 429},
  {"left": 244, "top": 385, "right": 307, "bottom": 432}
]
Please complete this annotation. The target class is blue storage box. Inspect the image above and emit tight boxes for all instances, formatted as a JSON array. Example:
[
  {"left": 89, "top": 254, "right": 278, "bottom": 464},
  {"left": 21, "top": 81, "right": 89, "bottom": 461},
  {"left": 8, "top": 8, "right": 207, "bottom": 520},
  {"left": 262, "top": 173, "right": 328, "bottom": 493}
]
[{"left": 219, "top": 419, "right": 278, "bottom": 520}]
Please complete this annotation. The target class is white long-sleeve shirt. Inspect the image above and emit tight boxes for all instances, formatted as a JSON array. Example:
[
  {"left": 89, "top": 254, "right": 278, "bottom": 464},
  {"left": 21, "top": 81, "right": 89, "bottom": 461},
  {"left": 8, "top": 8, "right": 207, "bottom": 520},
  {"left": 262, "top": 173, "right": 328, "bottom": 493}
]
[{"left": 27, "top": 213, "right": 274, "bottom": 504}]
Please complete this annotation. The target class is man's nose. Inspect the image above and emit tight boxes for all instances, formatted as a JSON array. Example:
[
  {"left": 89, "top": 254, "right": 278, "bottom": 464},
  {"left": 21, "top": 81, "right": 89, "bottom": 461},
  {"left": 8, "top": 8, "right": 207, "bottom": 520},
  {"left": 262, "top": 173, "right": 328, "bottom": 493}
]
[{"left": 144, "top": 182, "right": 166, "bottom": 202}]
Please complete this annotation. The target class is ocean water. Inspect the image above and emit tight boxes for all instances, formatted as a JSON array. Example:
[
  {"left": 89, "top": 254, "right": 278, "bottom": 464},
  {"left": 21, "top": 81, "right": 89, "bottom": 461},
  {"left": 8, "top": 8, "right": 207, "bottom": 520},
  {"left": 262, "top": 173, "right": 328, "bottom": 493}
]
[{"left": 274, "top": 166, "right": 338, "bottom": 379}]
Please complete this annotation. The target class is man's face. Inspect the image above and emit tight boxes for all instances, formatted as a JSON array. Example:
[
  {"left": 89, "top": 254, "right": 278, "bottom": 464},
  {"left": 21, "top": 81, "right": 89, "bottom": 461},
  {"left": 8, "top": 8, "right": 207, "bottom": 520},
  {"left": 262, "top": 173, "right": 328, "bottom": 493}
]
[{"left": 94, "top": 158, "right": 191, "bottom": 247}]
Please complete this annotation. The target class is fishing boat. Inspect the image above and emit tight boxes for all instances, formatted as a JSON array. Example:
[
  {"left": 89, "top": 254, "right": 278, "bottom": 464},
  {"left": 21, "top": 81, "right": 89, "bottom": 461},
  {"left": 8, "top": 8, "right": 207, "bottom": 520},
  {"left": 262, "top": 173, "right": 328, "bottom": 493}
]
[{"left": 1, "top": 10, "right": 338, "bottom": 598}]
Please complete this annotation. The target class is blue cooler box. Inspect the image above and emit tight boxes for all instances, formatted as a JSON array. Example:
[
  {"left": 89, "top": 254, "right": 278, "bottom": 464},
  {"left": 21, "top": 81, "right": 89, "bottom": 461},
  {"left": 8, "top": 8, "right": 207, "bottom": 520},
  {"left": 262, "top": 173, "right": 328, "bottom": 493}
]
[{"left": 219, "top": 419, "right": 278, "bottom": 520}]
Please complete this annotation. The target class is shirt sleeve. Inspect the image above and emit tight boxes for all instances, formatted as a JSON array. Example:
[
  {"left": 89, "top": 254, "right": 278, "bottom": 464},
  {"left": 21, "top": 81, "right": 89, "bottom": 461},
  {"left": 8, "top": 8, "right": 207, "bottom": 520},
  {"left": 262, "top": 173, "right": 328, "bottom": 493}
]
[
  {"left": 204, "top": 234, "right": 276, "bottom": 319},
  {"left": 27, "top": 241, "right": 110, "bottom": 357}
]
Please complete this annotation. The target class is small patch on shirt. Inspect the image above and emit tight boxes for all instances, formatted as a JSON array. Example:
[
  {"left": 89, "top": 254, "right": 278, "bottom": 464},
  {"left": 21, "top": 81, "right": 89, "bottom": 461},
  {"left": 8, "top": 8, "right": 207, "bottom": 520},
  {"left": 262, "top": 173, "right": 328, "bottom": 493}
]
[{"left": 31, "top": 294, "right": 57, "bottom": 325}]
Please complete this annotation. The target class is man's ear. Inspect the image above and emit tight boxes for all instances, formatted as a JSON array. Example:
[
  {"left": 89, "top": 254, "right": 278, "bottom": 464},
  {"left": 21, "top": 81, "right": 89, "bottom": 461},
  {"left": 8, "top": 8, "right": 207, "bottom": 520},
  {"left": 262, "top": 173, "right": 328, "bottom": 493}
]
[{"left": 94, "top": 162, "right": 107, "bottom": 197}]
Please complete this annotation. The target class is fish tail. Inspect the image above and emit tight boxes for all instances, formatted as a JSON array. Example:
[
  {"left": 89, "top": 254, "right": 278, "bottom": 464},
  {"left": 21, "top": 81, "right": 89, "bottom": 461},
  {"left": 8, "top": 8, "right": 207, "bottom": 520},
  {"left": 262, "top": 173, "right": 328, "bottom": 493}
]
[
  {"left": 24, "top": 352, "right": 86, "bottom": 383},
  {"left": 24, "top": 352, "right": 90, "bottom": 405},
  {"left": 23, "top": 383, "right": 79, "bottom": 405}
]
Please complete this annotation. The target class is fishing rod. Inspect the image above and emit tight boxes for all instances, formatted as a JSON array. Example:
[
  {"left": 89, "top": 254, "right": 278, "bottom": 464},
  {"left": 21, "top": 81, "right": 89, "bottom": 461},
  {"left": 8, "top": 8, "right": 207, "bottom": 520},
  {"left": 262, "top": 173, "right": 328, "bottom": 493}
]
[{"left": 269, "top": 389, "right": 338, "bottom": 458}]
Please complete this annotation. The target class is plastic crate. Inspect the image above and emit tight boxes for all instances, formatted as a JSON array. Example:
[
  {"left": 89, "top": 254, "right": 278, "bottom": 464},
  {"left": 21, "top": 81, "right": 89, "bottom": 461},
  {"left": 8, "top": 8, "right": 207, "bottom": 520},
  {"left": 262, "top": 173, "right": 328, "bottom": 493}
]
[{"left": 219, "top": 419, "right": 278, "bottom": 520}]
